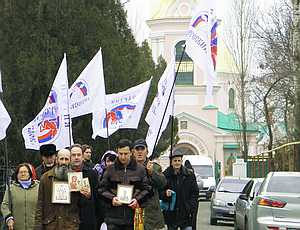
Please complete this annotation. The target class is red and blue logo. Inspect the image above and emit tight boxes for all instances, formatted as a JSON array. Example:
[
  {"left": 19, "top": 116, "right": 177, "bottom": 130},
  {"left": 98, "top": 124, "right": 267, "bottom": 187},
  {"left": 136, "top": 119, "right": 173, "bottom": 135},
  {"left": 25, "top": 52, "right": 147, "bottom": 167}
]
[
  {"left": 37, "top": 90, "right": 60, "bottom": 143},
  {"left": 211, "top": 20, "right": 218, "bottom": 71},
  {"left": 38, "top": 117, "right": 60, "bottom": 143},
  {"left": 192, "top": 13, "right": 208, "bottom": 28},
  {"left": 48, "top": 90, "right": 57, "bottom": 104},
  {"left": 103, "top": 104, "right": 136, "bottom": 128},
  {"left": 70, "top": 80, "right": 88, "bottom": 98}
]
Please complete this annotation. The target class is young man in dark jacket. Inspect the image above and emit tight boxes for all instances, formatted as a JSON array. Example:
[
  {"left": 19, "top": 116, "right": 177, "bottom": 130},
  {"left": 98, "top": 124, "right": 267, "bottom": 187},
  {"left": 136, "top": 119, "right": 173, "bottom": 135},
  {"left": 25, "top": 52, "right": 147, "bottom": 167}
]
[
  {"left": 99, "top": 139, "right": 152, "bottom": 230},
  {"left": 161, "top": 150, "right": 199, "bottom": 230}
]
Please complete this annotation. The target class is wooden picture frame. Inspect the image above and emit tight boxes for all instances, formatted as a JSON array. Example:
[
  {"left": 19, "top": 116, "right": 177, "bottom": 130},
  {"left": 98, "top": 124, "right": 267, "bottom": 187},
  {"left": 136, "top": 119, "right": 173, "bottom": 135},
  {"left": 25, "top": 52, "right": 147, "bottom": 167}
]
[
  {"left": 52, "top": 181, "right": 71, "bottom": 204},
  {"left": 117, "top": 184, "right": 134, "bottom": 204}
]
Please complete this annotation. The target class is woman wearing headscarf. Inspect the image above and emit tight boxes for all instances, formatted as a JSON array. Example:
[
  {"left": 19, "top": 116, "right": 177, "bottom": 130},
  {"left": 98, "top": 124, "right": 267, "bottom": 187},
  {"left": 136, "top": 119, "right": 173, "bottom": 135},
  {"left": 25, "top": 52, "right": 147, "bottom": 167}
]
[
  {"left": 1, "top": 163, "right": 39, "bottom": 230},
  {"left": 93, "top": 150, "right": 117, "bottom": 229},
  {"left": 93, "top": 150, "right": 117, "bottom": 180}
]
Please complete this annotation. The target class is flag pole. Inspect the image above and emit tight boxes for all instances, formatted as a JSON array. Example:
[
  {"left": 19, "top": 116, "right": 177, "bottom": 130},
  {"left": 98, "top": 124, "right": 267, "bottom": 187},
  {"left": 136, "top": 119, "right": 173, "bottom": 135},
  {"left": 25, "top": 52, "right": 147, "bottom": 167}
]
[
  {"left": 105, "top": 108, "right": 111, "bottom": 149},
  {"left": 151, "top": 44, "right": 186, "bottom": 159},
  {"left": 65, "top": 53, "right": 72, "bottom": 147}
]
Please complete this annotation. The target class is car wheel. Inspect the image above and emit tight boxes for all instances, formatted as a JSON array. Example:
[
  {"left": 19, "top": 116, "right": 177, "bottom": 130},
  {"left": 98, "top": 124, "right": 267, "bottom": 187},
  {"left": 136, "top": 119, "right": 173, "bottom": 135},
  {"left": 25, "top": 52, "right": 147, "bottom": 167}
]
[{"left": 210, "top": 217, "right": 217, "bottom": 225}]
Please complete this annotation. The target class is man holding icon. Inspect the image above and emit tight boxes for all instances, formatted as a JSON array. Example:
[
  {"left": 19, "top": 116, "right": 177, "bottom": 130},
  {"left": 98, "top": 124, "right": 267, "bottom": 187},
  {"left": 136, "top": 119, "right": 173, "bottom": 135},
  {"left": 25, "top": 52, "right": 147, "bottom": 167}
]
[{"left": 99, "top": 139, "right": 152, "bottom": 230}]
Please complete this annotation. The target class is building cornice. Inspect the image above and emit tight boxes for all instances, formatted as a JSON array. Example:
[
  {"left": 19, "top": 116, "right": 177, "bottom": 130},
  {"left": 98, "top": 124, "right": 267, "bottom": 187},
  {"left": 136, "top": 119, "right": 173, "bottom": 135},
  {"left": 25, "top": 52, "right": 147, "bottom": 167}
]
[
  {"left": 176, "top": 112, "right": 226, "bottom": 134},
  {"left": 175, "top": 85, "right": 221, "bottom": 95},
  {"left": 147, "top": 17, "right": 191, "bottom": 26}
]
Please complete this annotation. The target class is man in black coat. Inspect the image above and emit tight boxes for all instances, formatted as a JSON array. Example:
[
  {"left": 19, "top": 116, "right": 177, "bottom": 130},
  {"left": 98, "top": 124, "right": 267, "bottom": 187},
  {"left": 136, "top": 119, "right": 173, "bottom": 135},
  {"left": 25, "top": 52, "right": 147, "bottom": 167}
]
[
  {"left": 36, "top": 144, "right": 57, "bottom": 180},
  {"left": 161, "top": 150, "right": 199, "bottom": 230},
  {"left": 99, "top": 139, "right": 152, "bottom": 230},
  {"left": 70, "top": 144, "right": 100, "bottom": 230}
]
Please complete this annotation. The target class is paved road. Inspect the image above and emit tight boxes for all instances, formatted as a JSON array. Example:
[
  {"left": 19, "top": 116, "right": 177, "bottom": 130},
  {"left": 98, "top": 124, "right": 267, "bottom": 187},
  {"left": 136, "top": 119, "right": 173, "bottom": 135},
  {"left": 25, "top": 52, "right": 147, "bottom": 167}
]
[{"left": 197, "top": 201, "right": 234, "bottom": 230}]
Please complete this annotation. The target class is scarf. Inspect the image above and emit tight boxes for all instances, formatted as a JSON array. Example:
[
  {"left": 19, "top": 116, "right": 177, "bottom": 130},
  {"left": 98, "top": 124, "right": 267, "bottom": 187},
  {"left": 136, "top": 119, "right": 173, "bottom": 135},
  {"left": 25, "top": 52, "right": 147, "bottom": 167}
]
[{"left": 19, "top": 179, "right": 32, "bottom": 189}]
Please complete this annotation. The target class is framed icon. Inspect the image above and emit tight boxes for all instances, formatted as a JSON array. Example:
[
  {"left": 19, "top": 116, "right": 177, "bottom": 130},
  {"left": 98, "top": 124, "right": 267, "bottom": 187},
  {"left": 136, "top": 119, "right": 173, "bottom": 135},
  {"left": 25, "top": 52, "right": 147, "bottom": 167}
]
[
  {"left": 117, "top": 184, "right": 134, "bottom": 204},
  {"left": 80, "top": 177, "right": 90, "bottom": 191},
  {"left": 68, "top": 172, "right": 83, "bottom": 192},
  {"left": 52, "top": 181, "right": 71, "bottom": 204}
]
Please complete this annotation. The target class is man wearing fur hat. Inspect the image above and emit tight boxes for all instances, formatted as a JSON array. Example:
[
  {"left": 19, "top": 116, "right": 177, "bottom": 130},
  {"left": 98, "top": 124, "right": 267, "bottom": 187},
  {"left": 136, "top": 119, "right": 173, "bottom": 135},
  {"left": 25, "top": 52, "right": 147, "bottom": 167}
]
[{"left": 36, "top": 144, "right": 57, "bottom": 180}]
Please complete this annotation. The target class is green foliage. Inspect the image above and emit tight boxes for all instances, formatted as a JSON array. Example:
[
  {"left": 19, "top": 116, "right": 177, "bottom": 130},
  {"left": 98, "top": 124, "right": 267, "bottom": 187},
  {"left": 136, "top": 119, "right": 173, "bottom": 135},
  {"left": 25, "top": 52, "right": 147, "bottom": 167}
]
[{"left": 0, "top": 0, "right": 178, "bottom": 165}]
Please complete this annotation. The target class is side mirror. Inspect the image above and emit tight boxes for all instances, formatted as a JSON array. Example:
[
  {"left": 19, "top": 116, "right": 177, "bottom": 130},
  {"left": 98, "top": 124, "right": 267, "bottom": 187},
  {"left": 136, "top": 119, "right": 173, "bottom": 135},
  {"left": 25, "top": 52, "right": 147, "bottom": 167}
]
[
  {"left": 209, "top": 186, "right": 216, "bottom": 192},
  {"left": 249, "top": 192, "right": 255, "bottom": 201},
  {"left": 239, "top": 194, "right": 248, "bottom": 201}
]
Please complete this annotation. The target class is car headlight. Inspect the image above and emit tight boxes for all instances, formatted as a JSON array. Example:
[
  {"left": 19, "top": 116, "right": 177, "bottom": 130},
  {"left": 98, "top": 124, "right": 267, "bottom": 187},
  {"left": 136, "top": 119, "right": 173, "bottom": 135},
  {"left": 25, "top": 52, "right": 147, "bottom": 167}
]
[{"left": 213, "top": 199, "right": 226, "bottom": 206}]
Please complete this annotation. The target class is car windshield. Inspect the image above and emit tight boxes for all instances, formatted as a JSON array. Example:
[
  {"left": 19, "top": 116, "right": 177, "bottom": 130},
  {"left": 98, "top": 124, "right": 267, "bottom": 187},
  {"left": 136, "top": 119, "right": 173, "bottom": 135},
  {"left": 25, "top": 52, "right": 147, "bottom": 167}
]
[
  {"left": 267, "top": 176, "right": 300, "bottom": 193},
  {"left": 193, "top": 165, "right": 213, "bottom": 177},
  {"left": 218, "top": 179, "right": 249, "bottom": 193}
]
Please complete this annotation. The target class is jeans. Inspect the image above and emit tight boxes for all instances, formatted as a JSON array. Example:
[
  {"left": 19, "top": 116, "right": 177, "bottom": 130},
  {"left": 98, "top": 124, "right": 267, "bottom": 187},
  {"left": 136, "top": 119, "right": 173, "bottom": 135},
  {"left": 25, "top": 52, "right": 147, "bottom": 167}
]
[{"left": 167, "top": 225, "right": 193, "bottom": 230}]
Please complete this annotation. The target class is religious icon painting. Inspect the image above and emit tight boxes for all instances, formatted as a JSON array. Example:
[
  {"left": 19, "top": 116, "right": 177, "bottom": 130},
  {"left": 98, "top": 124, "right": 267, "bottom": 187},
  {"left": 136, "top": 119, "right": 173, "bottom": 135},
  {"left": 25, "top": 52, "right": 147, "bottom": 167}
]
[
  {"left": 117, "top": 184, "right": 134, "bottom": 204},
  {"left": 68, "top": 172, "right": 83, "bottom": 192},
  {"left": 52, "top": 181, "right": 71, "bottom": 204}
]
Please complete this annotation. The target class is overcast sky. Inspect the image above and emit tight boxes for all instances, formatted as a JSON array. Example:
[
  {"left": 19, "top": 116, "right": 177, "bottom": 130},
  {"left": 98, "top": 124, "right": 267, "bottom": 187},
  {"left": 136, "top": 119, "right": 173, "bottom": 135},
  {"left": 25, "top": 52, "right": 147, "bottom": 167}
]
[{"left": 123, "top": 0, "right": 274, "bottom": 44}]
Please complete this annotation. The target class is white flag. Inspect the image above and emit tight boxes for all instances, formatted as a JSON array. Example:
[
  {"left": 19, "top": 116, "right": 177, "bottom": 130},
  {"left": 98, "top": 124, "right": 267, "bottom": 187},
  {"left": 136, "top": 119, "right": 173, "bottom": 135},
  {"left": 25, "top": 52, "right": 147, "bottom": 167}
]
[
  {"left": 92, "top": 78, "right": 151, "bottom": 138},
  {"left": 69, "top": 48, "right": 106, "bottom": 118},
  {"left": 22, "top": 54, "right": 73, "bottom": 150},
  {"left": 0, "top": 99, "right": 11, "bottom": 140},
  {"left": 185, "top": 3, "right": 217, "bottom": 105},
  {"left": 145, "top": 54, "right": 175, "bottom": 156},
  {"left": 0, "top": 69, "right": 3, "bottom": 93}
]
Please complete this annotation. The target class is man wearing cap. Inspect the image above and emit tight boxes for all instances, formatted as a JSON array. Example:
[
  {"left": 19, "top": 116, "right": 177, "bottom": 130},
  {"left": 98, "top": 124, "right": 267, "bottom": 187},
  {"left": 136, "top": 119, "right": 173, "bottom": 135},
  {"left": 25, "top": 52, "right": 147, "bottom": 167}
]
[
  {"left": 132, "top": 139, "right": 166, "bottom": 230},
  {"left": 99, "top": 139, "right": 152, "bottom": 230},
  {"left": 36, "top": 144, "right": 57, "bottom": 180},
  {"left": 161, "top": 150, "right": 199, "bottom": 230}
]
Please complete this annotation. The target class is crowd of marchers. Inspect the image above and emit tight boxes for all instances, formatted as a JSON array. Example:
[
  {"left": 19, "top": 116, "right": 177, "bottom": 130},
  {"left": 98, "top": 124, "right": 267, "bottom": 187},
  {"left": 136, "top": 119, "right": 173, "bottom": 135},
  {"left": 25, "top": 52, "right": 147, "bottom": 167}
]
[{"left": 0, "top": 139, "right": 199, "bottom": 230}]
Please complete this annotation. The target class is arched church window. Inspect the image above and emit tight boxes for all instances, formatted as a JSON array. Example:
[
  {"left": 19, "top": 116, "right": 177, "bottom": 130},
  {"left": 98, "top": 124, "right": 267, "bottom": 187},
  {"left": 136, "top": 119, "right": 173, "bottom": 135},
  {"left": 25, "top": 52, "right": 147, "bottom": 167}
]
[
  {"left": 229, "top": 88, "right": 235, "bottom": 109},
  {"left": 175, "top": 40, "right": 194, "bottom": 85}
]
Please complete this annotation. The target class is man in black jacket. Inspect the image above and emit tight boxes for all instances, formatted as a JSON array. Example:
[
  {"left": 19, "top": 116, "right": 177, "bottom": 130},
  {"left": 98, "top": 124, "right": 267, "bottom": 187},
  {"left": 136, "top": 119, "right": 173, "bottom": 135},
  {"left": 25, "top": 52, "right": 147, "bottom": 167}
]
[
  {"left": 36, "top": 144, "right": 57, "bottom": 179},
  {"left": 161, "top": 150, "right": 199, "bottom": 230},
  {"left": 70, "top": 144, "right": 100, "bottom": 230},
  {"left": 99, "top": 139, "right": 152, "bottom": 230}
]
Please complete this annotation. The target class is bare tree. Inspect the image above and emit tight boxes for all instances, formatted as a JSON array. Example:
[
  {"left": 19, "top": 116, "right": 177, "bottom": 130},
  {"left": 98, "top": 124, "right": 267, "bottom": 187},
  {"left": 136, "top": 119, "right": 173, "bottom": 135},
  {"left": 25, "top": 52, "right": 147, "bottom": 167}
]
[
  {"left": 250, "top": 1, "right": 295, "bottom": 153},
  {"left": 224, "top": 0, "right": 258, "bottom": 161},
  {"left": 291, "top": 0, "right": 300, "bottom": 170}
]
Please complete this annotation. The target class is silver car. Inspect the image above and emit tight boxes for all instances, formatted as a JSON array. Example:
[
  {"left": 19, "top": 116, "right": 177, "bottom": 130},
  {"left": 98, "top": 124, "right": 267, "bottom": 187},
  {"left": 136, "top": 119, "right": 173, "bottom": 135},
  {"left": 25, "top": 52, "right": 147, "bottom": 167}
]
[
  {"left": 248, "top": 171, "right": 300, "bottom": 230},
  {"left": 210, "top": 177, "right": 251, "bottom": 225},
  {"left": 235, "top": 178, "right": 264, "bottom": 230}
]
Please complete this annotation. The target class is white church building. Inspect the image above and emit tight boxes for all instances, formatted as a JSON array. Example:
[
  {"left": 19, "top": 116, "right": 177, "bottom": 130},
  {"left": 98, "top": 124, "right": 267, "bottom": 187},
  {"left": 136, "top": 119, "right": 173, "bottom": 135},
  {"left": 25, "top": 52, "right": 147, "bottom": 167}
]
[{"left": 143, "top": 0, "right": 260, "bottom": 176}]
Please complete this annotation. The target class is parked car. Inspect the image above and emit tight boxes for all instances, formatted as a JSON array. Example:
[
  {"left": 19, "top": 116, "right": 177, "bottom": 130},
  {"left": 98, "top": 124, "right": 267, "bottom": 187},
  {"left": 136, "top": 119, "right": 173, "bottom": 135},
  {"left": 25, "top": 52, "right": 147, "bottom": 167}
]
[
  {"left": 210, "top": 177, "right": 251, "bottom": 225},
  {"left": 183, "top": 155, "right": 216, "bottom": 200},
  {"left": 235, "top": 178, "right": 264, "bottom": 230},
  {"left": 248, "top": 171, "right": 300, "bottom": 230}
]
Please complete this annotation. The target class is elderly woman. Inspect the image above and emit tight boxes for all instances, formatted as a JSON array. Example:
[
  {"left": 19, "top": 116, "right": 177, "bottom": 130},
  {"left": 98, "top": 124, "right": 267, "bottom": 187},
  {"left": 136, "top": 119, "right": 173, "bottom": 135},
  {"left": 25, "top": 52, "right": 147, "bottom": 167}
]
[{"left": 1, "top": 163, "right": 39, "bottom": 230}]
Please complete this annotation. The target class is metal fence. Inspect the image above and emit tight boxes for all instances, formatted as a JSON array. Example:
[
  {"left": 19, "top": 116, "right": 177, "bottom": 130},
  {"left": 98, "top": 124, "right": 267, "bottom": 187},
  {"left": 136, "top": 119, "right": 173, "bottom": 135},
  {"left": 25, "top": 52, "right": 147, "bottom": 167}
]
[{"left": 247, "top": 141, "right": 300, "bottom": 178}]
